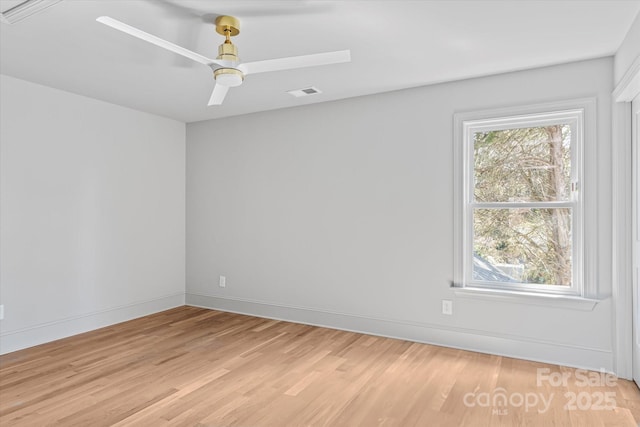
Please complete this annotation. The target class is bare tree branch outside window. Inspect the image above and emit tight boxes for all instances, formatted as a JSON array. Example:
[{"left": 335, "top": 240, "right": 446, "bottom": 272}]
[{"left": 473, "top": 125, "right": 572, "bottom": 286}]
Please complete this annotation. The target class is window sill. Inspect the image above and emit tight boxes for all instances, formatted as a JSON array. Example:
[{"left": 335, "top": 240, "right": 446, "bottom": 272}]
[{"left": 452, "top": 286, "right": 600, "bottom": 311}]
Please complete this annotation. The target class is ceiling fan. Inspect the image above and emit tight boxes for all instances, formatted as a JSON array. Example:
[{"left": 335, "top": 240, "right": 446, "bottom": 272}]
[{"left": 96, "top": 15, "right": 351, "bottom": 106}]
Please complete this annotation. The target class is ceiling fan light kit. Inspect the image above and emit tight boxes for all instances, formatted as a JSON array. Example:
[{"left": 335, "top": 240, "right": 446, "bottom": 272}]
[
  {"left": 214, "top": 68, "right": 243, "bottom": 87},
  {"left": 96, "top": 14, "right": 350, "bottom": 106}
]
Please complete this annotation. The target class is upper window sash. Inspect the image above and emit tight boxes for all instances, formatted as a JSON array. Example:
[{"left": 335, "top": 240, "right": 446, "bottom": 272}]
[{"left": 463, "top": 112, "right": 582, "bottom": 206}]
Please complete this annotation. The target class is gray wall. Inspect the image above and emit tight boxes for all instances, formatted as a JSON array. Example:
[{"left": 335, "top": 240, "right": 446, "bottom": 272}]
[
  {"left": 0, "top": 75, "right": 186, "bottom": 354},
  {"left": 187, "top": 58, "right": 614, "bottom": 371}
]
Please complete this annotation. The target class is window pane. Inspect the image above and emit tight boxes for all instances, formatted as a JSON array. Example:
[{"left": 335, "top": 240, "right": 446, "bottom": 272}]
[
  {"left": 473, "top": 208, "right": 572, "bottom": 286},
  {"left": 474, "top": 125, "right": 571, "bottom": 202}
]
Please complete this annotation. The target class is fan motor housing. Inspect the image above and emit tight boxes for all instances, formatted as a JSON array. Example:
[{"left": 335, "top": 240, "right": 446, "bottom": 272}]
[{"left": 218, "top": 42, "right": 239, "bottom": 62}]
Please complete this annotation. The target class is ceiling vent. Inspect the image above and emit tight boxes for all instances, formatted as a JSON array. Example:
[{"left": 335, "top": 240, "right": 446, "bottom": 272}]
[
  {"left": 287, "top": 87, "right": 322, "bottom": 98},
  {"left": 1, "top": 0, "right": 63, "bottom": 24}
]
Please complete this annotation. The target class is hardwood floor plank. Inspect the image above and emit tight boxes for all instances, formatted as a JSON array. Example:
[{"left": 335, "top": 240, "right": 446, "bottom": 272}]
[{"left": 0, "top": 306, "right": 638, "bottom": 426}]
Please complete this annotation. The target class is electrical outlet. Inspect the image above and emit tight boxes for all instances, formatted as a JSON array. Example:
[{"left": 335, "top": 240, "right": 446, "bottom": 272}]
[
  {"left": 0, "top": 304, "right": 4, "bottom": 320},
  {"left": 442, "top": 299, "right": 453, "bottom": 315},
  {"left": 219, "top": 276, "right": 226, "bottom": 288}
]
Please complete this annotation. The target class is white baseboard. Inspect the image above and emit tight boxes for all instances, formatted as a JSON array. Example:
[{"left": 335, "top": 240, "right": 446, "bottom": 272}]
[
  {"left": 186, "top": 293, "right": 613, "bottom": 373},
  {"left": 0, "top": 292, "right": 185, "bottom": 355}
]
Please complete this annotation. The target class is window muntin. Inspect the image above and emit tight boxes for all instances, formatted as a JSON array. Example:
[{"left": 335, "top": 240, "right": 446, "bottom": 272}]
[{"left": 460, "top": 110, "right": 583, "bottom": 295}]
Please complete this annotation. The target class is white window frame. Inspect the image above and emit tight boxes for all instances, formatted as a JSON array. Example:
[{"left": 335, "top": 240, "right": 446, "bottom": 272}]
[{"left": 453, "top": 99, "right": 598, "bottom": 305}]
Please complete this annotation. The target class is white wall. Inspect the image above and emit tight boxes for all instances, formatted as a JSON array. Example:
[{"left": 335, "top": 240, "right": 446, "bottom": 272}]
[
  {"left": 187, "top": 58, "right": 615, "bottom": 371},
  {"left": 611, "top": 11, "right": 640, "bottom": 379},
  {"left": 614, "top": 11, "right": 640, "bottom": 85},
  {"left": 0, "top": 75, "right": 186, "bottom": 354}
]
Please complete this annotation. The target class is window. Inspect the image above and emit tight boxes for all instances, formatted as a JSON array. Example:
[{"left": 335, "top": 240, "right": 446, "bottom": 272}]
[{"left": 454, "top": 100, "right": 596, "bottom": 297}]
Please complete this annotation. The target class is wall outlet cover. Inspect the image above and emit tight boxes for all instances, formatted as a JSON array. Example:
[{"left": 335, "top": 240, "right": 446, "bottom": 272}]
[{"left": 442, "top": 299, "right": 453, "bottom": 315}]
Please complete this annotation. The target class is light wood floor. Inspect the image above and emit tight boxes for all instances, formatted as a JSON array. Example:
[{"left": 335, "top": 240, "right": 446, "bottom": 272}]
[{"left": 1, "top": 306, "right": 639, "bottom": 426}]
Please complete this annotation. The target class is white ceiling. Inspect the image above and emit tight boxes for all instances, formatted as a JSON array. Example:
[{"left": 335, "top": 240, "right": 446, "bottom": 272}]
[{"left": 1, "top": 0, "right": 639, "bottom": 123}]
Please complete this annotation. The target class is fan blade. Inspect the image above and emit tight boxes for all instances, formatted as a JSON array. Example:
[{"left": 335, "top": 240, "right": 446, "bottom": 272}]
[
  {"left": 208, "top": 83, "right": 229, "bottom": 106},
  {"left": 238, "top": 50, "right": 350, "bottom": 75},
  {"left": 96, "top": 16, "right": 221, "bottom": 66}
]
